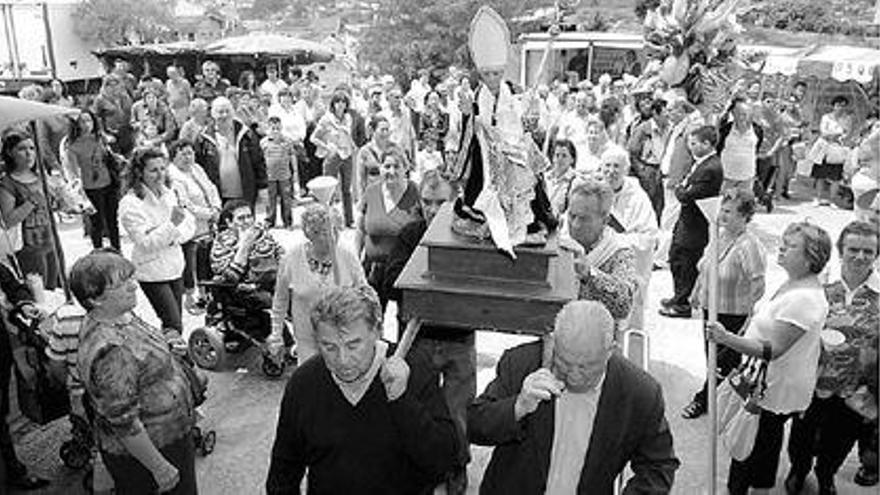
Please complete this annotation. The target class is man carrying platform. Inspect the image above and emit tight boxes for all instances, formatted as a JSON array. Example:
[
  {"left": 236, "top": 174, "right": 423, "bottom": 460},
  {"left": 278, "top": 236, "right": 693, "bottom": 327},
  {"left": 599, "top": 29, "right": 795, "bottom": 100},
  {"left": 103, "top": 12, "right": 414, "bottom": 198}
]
[
  {"left": 384, "top": 170, "right": 472, "bottom": 494},
  {"left": 468, "top": 300, "right": 679, "bottom": 494}
]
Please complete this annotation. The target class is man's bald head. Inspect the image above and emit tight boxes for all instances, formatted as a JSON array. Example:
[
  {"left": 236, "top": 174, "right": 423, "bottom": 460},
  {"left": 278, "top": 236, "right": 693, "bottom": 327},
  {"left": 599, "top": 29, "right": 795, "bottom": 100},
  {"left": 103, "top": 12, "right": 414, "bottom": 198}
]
[{"left": 551, "top": 301, "right": 614, "bottom": 392}]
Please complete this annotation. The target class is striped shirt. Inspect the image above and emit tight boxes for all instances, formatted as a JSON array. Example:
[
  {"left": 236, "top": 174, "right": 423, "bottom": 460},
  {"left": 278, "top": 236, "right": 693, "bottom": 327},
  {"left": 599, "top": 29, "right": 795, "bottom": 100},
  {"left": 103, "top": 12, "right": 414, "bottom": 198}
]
[
  {"left": 693, "top": 229, "right": 766, "bottom": 315},
  {"left": 260, "top": 135, "right": 296, "bottom": 181}
]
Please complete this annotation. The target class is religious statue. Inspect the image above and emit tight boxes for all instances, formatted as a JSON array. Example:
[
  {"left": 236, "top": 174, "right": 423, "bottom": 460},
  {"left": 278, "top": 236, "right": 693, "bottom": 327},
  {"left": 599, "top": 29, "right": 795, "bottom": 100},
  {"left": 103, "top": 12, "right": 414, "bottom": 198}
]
[{"left": 450, "top": 6, "right": 556, "bottom": 258}]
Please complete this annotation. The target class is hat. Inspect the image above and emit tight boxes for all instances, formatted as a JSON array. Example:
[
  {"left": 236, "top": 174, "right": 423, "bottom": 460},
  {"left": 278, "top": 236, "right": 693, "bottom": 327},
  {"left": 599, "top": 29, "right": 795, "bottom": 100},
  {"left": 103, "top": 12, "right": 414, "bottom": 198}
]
[{"left": 469, "top": 6, "right": 510, "bottom": 71}]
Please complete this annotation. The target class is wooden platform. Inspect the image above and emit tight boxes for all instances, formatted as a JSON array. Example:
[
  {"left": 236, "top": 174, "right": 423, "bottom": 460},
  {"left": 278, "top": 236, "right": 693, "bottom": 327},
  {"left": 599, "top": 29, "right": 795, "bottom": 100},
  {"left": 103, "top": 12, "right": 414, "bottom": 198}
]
[{"left": 394, "top": 203, "right": 577, "bottom": 336}]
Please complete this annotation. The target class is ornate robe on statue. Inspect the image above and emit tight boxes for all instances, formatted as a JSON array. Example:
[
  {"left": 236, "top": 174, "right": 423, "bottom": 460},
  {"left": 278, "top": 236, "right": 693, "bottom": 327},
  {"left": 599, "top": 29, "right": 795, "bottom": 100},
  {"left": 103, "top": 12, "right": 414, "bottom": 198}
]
[{"left": 452, "top": 81, "right": 555, "bottom": 257}]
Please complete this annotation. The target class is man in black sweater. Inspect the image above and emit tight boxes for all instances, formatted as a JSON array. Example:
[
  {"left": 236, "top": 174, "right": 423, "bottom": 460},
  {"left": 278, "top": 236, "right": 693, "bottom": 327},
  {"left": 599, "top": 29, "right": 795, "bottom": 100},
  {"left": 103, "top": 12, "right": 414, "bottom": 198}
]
[
  {"left": 383, "top": 170, "right": 473, "bottom": 494},
  {"left": 266, "top": 285, "right": 458, "bottom": 494}
]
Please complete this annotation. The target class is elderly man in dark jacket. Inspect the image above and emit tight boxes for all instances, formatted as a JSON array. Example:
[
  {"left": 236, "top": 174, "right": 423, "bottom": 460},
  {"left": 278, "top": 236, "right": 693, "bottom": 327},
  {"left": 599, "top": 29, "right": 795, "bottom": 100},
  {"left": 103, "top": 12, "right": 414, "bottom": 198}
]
[
  {"left": 469, "top": 300, "right": 679, "bottom": 494},
  {"left": 193, "top": 96, "right": 266, "bottom": 208}
]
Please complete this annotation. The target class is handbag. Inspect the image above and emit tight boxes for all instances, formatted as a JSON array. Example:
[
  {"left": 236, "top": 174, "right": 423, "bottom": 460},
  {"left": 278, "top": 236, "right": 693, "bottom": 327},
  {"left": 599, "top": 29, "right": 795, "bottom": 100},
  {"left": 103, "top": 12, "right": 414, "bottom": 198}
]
[
  {"left": 716, "top": 341, "right": 771, "bottom": 461},
  {"left": 12, "top": 318, "right": 71, "bottom": 425},
  {"left": 0, "top": 213, "right": 22, "bottom": 254},
  {"left": 824, "top": 143, "right": 851, "bottom": 165}
]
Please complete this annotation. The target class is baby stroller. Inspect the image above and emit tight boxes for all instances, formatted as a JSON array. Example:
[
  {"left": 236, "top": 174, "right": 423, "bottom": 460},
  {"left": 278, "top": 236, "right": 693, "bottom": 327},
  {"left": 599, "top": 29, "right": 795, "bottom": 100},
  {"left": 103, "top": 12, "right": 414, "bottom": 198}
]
[{"left": 187, "top": 279, "right": 284, "bottom": 378}]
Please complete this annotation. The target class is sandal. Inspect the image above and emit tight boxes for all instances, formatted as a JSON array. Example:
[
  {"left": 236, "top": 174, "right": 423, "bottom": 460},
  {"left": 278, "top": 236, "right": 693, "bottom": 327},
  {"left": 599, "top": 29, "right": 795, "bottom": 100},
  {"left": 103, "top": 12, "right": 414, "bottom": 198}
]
[{"left": 681, "top": 400, "right": 707, "bottom": 419}]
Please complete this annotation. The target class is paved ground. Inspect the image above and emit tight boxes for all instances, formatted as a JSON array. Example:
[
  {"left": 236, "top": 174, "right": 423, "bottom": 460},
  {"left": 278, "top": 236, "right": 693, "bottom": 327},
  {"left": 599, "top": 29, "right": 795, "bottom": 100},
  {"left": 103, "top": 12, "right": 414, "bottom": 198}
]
[{"left": 7, "top": 182, "right": 877, "bottom": 494}]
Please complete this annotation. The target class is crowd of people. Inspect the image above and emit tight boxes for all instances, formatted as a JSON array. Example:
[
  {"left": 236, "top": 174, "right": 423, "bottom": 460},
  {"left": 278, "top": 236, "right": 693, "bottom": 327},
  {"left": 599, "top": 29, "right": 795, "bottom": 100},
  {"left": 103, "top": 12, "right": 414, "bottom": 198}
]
[{"left": 0, "top": 38, "right": 874, "bottom": 494}]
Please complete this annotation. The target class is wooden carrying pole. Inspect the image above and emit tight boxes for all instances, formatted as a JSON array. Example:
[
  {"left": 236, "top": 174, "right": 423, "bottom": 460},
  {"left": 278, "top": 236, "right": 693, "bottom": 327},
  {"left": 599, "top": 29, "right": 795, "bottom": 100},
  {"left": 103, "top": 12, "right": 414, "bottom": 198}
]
[{"left": 706, "top": 210, "right": 720, "bottom": 495}]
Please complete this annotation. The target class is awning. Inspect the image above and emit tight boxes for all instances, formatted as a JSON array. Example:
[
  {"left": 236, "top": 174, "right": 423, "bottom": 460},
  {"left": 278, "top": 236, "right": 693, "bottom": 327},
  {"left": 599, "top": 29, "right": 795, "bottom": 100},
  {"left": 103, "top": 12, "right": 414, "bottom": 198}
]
[
  {"left": 203, "top": 34, "right": 334, "bottom": 64},
  {"left": 758, "top": 44, "right": 880, "bottom": 83}
]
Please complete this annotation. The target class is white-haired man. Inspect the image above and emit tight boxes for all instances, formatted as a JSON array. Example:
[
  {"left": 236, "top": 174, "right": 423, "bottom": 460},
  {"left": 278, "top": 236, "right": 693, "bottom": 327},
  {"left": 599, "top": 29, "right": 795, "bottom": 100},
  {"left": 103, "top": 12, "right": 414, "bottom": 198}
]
[
  {"left": 193, "top": 96, "right": 266, "bottom": 207},
  {"left": 601, "top": 145, "right": 659, "bottom": 331},
  {"left": 469, "top": 300, "right": 679, "bottom": 494}
]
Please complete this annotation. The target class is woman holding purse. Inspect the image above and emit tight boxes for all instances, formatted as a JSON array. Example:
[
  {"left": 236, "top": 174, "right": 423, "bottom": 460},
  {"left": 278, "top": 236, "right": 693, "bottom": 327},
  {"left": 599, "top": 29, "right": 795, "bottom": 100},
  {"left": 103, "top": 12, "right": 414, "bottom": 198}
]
[
  {"left": 705, "top": 221, "right": 831, "bottom": 495},
  {"left": 63, "top": 110, "right": 121, "bottom": 250},
  {"left": 810, "top": 96, "right": 854, "bottom": 206}
]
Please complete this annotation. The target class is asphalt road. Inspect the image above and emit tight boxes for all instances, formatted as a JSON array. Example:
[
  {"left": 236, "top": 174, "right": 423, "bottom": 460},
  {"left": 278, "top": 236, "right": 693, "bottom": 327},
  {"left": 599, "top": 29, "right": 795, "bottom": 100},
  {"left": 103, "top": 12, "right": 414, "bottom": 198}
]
[{"left": 8, "top": 184, "right": 876, "bottom": 494}]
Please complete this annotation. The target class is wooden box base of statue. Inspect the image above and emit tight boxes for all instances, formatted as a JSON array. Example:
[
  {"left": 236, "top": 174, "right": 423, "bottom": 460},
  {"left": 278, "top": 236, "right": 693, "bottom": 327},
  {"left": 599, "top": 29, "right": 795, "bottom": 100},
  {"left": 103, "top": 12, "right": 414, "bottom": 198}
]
[{"left": 394, "top": 203, "right": 576, "bottom": 336}]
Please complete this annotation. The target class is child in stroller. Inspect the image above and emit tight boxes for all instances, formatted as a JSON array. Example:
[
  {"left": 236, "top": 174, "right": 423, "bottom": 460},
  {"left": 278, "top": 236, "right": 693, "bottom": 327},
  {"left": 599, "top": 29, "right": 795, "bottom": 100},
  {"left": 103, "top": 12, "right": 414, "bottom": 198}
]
[{"left": 187, "top": 200, "right": 287, "bottom": 376}]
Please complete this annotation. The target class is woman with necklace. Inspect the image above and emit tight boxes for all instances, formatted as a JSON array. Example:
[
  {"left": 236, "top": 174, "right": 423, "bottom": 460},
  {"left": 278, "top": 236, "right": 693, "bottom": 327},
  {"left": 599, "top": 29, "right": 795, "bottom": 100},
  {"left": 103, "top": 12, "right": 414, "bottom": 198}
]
[
  {"left": 357, "top": 150, "right": 421, "bottom": 310},
  {"left": 682, "top": 189, "right": 767, "bottom": 419},
  {"left": 269, "top": 204, "right": 365, "bottom": 363},
  {"left": 118, "top": 147, "right": 195, "bottom": 340},
  {"left": 0, "top": 131, "right": 61, "bottom": 289},
  {"left": 706, "top": 220, "right": 831, "bottom": 495}
]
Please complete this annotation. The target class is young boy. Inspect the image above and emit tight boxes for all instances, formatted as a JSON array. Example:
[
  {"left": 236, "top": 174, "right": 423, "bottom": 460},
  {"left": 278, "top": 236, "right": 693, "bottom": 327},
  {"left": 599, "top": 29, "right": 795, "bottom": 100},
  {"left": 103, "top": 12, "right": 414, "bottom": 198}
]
[{"left": 261, "top": 116, "right": 297, "bottom": 228}]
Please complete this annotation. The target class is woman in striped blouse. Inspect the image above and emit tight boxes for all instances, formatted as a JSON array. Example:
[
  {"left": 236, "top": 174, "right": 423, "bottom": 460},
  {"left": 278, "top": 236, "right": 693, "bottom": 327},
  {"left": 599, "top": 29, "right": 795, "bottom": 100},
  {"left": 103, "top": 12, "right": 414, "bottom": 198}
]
[{"left": 682, "top": 188, "right": 767, "bottom": 419}]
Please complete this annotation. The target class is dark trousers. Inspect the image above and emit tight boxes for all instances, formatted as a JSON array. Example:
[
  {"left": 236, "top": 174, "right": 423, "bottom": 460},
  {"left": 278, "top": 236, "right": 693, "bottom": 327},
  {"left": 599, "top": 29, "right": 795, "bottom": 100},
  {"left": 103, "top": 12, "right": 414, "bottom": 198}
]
[
  {"left": 292, "top": 143, "right": 311, "bottom": 192},
  {"left": 413, "top": 335, "right": 476, "bottom": 469},
  {"left": 0, "top": 326, "right": 25, "bottom": 481},
  {"left": 84, "top": 185, "right": 120, "bottom": 250},
  {"left": 323, "top": 155, "right": 353, "bottom": 227},
  {"left": 102, "top": 434, "right": 197, "bottom": 495},
  {"left": 755, "top": 156, "right": 777, "bottom": 199},
  {"left": 859, "top": 419, "right": 878, "bottom": 473},
  {"left": 635, "top": 163, "right": 664, "bottom": 222},
  {"left": 266, "top": 180, "right": 292, "bottom": 227},
  {"left": 139, "top": 278, "right": 184, "bottom": 333},
  {"left": 693, "top": 312, "right": 748, "bottom": 405},
  {"left": 181, "top": 242, "right": 197, "bottom": 291},
  {"left": 668, "top": 240, "right": 705, "bottom": 307},
  {"left": 788, "top": 394, "right": 865, "bottom": 485},
  {"left": 728, "top": 408, "right": 792, "bottom": 494}
]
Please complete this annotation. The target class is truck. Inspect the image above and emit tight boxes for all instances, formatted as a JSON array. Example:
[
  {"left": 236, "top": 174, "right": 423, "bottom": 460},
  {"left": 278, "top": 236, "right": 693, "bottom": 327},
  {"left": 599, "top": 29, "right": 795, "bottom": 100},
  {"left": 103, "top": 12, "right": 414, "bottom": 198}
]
[{"left": 0, "top": 0, "right": 104, "bottom": 94}]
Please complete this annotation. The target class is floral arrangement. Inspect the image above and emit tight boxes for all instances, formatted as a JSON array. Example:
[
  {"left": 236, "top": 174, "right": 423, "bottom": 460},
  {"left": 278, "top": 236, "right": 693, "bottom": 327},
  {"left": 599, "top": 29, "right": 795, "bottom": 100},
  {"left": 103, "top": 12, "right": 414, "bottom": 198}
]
[{"left": 640, "top": 0, "right": 750, "bottom": 111}]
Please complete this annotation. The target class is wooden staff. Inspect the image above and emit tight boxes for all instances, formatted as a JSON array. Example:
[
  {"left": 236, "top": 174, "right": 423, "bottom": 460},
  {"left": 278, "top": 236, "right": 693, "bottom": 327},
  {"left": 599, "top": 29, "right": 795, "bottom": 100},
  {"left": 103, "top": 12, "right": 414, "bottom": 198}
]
[
  {"left": 706, "top": 208, "right": 720, "bottom": 495},
  {"left": 392, "top": 317, "right": 422, "bottom": 360}
]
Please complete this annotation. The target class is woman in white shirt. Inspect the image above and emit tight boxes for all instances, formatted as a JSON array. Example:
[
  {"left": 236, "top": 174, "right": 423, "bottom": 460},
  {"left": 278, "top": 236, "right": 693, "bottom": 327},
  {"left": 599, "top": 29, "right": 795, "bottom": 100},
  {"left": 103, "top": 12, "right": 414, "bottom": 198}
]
[
  {"left": 118, "top": 147, "right": 195, "bottom": 337},
  {"left": 167, "top": 141, "right": 221, "bottom": 314},
  {"left": 706, "top": 221, "right": 831, "bottom": 495}
]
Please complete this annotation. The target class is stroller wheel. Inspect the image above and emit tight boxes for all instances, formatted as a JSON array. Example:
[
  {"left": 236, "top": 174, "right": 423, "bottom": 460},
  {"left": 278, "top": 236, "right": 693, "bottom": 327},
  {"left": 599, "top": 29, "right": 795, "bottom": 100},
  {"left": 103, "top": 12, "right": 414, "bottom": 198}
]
[
  {"left": 60, "top": 439, "right": 91, "bottom": 470},
  {"left": 261, "top": 356, "right": 284, "bottom": 378},
  {"left": 188, "top": 327, "right": 226, "bottom": 370},
  {"left": 200, "top": 430, "right": 217, "bottom": 456}
]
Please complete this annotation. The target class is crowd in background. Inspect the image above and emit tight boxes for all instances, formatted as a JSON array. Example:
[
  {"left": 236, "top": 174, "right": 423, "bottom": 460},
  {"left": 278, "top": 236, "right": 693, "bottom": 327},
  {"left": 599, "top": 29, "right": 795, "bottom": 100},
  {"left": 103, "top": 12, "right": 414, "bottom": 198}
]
[{"left": 0, "top": 54, "right": 876, "bottom": 494}]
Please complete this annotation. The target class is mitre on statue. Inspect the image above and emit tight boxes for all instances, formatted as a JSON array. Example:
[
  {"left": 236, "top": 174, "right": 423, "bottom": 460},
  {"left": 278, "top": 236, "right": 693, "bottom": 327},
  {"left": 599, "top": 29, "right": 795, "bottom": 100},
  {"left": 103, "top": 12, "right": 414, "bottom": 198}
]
[
  {"left": 451, "top": 6, "right": 550, "bottom": 259},
  {"left": 469, "top": 6, "right": 510, "bottom": 71}
]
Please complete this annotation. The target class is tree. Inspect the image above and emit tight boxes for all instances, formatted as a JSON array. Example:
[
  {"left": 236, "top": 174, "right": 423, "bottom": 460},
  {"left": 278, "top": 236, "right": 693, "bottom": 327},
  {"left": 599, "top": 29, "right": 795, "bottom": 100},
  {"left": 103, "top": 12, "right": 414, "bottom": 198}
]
[
  {"left": 359, "top": 0, "right": 555, "bottom": 85},
  {"left": 740, "top": 0, "right": 875, "bottom": 36},
  {"left": 73, "top": 0, "right": 177, "bottom": 46}
]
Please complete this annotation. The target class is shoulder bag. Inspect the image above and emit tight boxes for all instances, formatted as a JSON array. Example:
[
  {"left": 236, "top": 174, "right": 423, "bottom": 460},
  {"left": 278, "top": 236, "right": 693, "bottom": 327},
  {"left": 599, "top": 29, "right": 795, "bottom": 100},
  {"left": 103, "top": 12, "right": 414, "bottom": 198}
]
[{"left": 717, "top": 341, "right": 771, "bottom": 461}]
